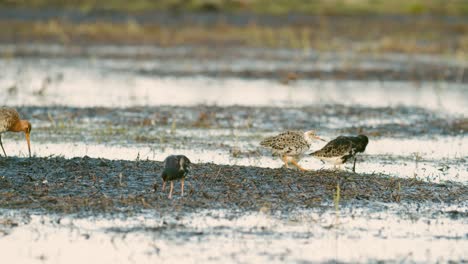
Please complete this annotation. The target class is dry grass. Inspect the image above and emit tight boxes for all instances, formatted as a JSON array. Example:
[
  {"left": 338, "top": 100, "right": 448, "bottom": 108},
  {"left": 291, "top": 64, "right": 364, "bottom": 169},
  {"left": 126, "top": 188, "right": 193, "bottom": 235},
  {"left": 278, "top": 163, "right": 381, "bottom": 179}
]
[
  {"left": 3, "top": 0, "right": 468, "bottom": 15},
  {"left": 1, "top": 16, "right": 467, "bottom": 56}
]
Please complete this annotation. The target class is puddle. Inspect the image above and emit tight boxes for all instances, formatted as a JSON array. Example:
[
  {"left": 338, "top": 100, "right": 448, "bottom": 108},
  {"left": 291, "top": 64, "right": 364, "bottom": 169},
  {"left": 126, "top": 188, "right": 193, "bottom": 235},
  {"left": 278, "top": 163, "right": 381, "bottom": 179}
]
[
  {"left": 0, "top": 203, "right": 466, "bottom": 263},
  {"left": 0, "top": 57, "right": 467, "bottom": 115}
]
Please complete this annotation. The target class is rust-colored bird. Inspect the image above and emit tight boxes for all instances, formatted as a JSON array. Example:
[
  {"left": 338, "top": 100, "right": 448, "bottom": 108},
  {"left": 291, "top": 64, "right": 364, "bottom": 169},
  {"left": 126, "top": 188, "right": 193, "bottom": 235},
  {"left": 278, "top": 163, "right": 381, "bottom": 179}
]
[{"left": 0, "top": 107, "right": 32, "bottom": 157}]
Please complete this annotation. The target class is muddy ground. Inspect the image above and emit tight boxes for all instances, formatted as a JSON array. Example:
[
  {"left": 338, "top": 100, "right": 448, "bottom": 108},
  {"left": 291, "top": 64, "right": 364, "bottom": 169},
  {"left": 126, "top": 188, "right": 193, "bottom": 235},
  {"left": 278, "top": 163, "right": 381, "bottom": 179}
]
[
  {"left": 4, "top": 45, "right": 468, "bottom": 83},
  {"left": 20, "top": 105, "right": 467, "bottom": 138},
  {"left": 0, "top": 156, "right": 466, "bottom": 213},
  {"left": 0, "top": 8, "right": 467, "bottom": 263}
]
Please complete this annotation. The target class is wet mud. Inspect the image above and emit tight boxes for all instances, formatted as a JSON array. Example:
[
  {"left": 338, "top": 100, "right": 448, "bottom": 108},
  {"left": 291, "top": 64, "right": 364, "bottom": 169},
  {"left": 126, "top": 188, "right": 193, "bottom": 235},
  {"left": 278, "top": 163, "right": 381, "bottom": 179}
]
[
  {"left": 3, "top": 45, "right": 468, "bottom": 83},
  {"left": 21, "top": 105, "right": 468, "bottom": 139},
  {"left": 0, "top": 156, "right": 466, "bottom": 213},
  {"left": 0, "top": 20, "right": 467, "bottom": 261}
]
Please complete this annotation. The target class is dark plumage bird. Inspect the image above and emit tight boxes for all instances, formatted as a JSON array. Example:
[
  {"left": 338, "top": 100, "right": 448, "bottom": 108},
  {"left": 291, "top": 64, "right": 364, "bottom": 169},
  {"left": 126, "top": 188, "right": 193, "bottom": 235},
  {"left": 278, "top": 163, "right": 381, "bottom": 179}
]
[
  {"left": 310, "top": 135, "right": 368, "bottom": 172},
  {"left": 0, "top": 107, "right": 32, "bottom": 157},
  {"left": 161, "top": 155, "right": 191, "bottom": 199}
]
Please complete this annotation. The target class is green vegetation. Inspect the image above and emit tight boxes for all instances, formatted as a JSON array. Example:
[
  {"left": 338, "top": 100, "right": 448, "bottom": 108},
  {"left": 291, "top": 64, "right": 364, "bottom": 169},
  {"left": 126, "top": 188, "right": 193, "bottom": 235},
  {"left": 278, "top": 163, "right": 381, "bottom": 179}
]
[
  {"left": 2, "top": 0, "right": 468, "bottom": 15},
  {"left": 2, "top": 17, "right": 468, "bottom": 57},
  {"left": 2, "top": 1, "right": 467, "bottom": 58}
]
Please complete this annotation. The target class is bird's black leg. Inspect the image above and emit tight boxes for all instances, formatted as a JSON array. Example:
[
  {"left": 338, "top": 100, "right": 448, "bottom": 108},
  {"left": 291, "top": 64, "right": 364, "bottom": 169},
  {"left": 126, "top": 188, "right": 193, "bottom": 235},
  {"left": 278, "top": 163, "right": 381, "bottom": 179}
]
[
  {"left": 0, "top": 134, "right": 7, "bottom": 157},
  {"left": 352, "top": 156, "right": 357, "bottom": 173}
]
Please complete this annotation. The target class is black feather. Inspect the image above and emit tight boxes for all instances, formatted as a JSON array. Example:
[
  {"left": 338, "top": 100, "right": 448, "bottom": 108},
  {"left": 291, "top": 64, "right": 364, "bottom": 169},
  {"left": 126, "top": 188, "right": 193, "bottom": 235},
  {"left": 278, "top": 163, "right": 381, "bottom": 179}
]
[
  {"left": 161, "top": 155, "right": 191, "bottom": 182},
  {"left": 311, "top": 135, "right": 369, "bottom": 168}
]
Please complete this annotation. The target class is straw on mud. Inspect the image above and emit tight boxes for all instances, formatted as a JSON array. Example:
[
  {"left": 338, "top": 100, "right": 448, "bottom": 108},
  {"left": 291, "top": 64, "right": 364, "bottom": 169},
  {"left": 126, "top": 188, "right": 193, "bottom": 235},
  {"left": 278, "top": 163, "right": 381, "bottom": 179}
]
[
  {"left": 119, "top": 173, "right": 124, "bottom": 187},
  {"left": 396, "top": 181, "right": 402, "bottom": 202},
  {"left": 171, "top": 119, "right": 177, "bottom": 135},
  {"left": 47, "top": 112, "right": 56, "bottom": 127},
  {"left": 334, "top": 182, "right": 341, "bottom": 212}
]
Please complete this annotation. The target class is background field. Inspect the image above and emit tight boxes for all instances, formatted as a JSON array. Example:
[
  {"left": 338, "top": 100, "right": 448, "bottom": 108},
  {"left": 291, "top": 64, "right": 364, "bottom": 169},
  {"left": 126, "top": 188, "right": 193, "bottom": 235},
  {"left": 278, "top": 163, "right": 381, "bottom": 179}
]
[{"left": 3, "top": 0, "right": 468, "bottom": 15}]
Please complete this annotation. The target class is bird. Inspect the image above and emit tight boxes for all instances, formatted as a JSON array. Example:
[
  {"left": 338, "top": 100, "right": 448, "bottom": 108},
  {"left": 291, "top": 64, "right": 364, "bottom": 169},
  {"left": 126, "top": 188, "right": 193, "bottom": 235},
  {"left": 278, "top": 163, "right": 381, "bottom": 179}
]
[
  {"left": 310, "top": 135, "right": 368, "bottom": 172},
  {"left": 260, "top": 130, "right": 325, "bottom": 171},
  {"left": 0, "top": 107, "right": 32, "bottom": 158},
  {"left": 161, "top": 155, "right": 191, "bottom": 199}
]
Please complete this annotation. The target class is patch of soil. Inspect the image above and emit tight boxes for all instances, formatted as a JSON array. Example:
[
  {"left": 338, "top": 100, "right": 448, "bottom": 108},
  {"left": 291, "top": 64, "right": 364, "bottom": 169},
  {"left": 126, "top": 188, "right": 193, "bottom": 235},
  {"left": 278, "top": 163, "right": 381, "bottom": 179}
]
[{"left": 0, "top": 157, "right": 465, "bottom": 213}]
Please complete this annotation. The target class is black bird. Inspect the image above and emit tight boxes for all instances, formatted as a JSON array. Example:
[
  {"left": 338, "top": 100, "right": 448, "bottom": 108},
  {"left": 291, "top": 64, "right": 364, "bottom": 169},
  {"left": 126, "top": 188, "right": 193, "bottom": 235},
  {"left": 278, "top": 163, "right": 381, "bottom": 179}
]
[
  {"left": 310, "top": 135, "right": 369, "bottom": 172},
  {"left": 161, "top": 155, "right": 191, "bottom": 199}
]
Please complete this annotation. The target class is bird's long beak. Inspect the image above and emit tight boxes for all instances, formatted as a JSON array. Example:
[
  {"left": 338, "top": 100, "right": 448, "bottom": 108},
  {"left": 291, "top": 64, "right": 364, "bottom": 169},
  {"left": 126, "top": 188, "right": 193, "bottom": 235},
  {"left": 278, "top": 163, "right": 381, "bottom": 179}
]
[
  {"left": 315, "top": 135, "right": 326, "bottom": 142},
  {"left": 25, "top": 132, "right": 31, "bottom": 157}
]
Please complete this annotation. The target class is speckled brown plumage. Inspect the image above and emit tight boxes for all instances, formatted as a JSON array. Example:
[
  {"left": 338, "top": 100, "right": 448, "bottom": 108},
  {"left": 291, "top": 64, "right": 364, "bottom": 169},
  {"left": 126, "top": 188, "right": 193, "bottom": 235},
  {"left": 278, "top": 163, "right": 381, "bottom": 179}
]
[
  {"left": 0, "top": 107, "right": 32, "bottom": 157},
  {"left": 260, "top": 130, "right": 324, "bottom": 171},
  {"left": 260, "top": 131, "right": 310, "bottom": 157},
  {"left": 0, "top": 108, "right": 20, "bottom": 133}
]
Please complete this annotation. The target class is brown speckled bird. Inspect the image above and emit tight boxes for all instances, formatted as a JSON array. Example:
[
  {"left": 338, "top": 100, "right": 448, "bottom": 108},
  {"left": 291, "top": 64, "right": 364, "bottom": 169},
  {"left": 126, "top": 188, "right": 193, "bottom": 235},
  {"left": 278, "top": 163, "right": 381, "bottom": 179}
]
[
  {"left": 260, "top": 130, "right": 324, "bottom": 171},
  {"left": 0, "top": 107, "right": 32, "bottom": 157},
  {"left": 310, "top": 135, "right": 368, "bottom": 172}
]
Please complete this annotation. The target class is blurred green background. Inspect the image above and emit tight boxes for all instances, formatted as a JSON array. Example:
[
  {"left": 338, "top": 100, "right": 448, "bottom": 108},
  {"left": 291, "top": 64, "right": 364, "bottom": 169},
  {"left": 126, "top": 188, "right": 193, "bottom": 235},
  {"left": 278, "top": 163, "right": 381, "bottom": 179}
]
[
  {"left": 2, "top": 0, "right": 468, "bottom": 15},
  {"left": 1, "top": 0, "right": 467, "bottom": 58}
]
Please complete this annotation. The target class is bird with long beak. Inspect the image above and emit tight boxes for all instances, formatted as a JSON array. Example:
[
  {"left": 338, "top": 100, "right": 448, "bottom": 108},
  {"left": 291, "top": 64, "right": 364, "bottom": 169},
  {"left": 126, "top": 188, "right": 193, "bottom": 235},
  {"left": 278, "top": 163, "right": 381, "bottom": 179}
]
[
  {"left": 0, "top": 107, "right": 32, "bottom": 157},
  {"left": 260, "top": 130, "right": 325, "bottom": 171}
]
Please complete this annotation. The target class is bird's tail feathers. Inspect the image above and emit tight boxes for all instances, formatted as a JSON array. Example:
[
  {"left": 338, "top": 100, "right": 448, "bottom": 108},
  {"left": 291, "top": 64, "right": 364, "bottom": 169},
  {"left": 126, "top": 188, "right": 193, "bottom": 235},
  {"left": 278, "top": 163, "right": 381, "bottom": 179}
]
[
  {"left": 259, "top": 138, "right": 273, "bottom": 147},
  {"left": 308, "top": 150, "right": 320, "bottom": 156}
]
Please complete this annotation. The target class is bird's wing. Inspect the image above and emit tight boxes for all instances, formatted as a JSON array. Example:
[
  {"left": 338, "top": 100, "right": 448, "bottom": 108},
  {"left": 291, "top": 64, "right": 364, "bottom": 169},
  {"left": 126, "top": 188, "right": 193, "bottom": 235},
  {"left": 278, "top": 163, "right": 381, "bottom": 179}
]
[
  {"left": 260, "top": 131, "right": 306, "bottom": 152},
  {"left": 312, "top": 137, "right": 354, "bottom": 157},
  {"left": 163, "top": 156, "right": 169, "bottom": 168},
  {"left": 0, "top": 108, "right": 20, "bottom": 132},
  {"left": 163, "top": 155, "right": 180, "bottom": 168}
]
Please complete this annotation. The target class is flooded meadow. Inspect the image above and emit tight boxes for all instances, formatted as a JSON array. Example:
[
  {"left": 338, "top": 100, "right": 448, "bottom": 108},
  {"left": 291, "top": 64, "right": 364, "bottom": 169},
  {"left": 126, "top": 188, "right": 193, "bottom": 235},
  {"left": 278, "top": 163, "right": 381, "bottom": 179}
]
[{"left": 0, "top": 42, "right": 467, "bottom": 263}]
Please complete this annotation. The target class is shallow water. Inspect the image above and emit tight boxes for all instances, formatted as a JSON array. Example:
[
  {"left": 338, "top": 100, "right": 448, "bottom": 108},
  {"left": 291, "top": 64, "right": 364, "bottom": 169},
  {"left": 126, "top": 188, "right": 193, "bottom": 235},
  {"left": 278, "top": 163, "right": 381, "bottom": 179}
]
[
  {"left": 0, "top": 47, "right": 467, "bottom": 263},
  {"left": 0, "top": 55, "right": 466, "bottom": 115},
  {"left": 2, "top": 134, "right": 466, "bottom": 183},
  {"left": 0, "top": 203, "right": 467, "bottom": 264}
]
